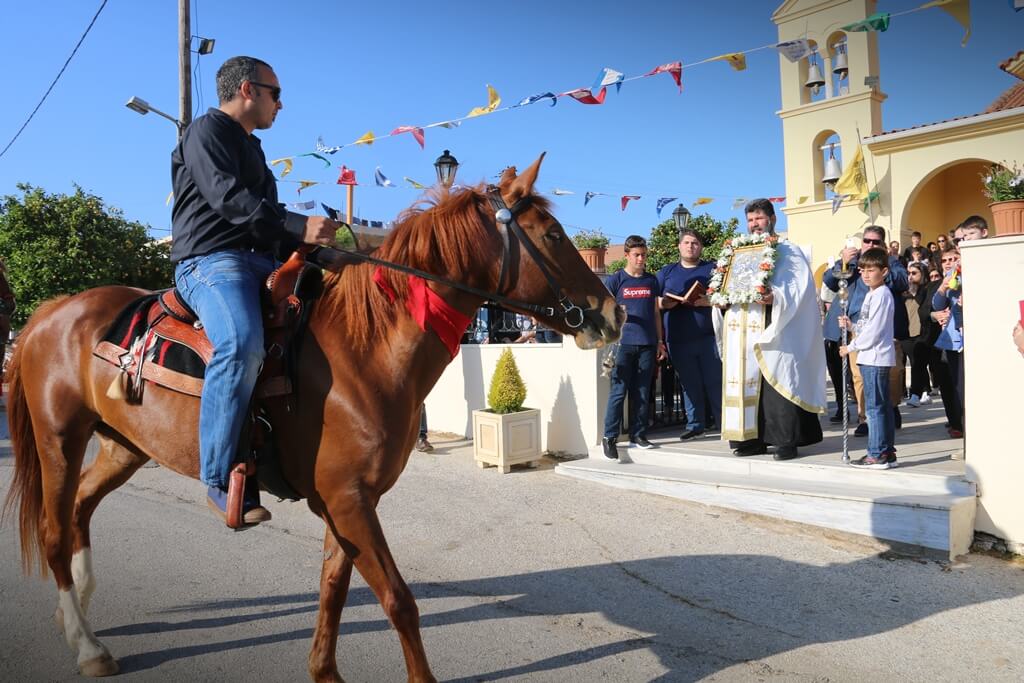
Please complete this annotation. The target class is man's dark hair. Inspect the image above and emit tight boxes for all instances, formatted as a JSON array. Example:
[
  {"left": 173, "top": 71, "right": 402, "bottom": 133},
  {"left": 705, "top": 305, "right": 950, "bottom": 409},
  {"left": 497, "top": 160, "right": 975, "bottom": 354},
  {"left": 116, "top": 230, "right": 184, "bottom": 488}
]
[
  {"left": 859, "top": 247, "right": 888, "bottom": 270},
  {"left": 942, "top": 244, "right": 960, "bottom": 255},
  {"left": 624, "top": 235, "right": 647, "bottom": 251},
  {"left": 863, "top": 225, "right": 886, "bottom": 242},
  {"left": 744, "top": 198, "right": 775, "bottom": 219},
  {"left": 911, "top": 230, "right": 921, "bottom": 238},
  {"left": 217, "top": 56, "right": 272, "bottom": 103},
  {"left": 961, "top": 215, "right": 988, "bottom": 232},
  {"left": 677, "top": 228, "right": 703, "bottom": 245}
]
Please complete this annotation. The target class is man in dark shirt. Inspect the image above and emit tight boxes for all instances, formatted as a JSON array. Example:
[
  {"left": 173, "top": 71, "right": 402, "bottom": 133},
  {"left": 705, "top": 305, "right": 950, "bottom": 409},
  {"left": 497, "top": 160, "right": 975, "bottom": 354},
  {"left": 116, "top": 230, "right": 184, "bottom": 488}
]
[
  {"left": 657, "top": 229, "right": 720, "bottom": 440},
  {"left": 172, "top": 56, "right": 340, "bottom": 526},
  {"left": 601, "top": 235, "right": 666, "bottom": 459}
]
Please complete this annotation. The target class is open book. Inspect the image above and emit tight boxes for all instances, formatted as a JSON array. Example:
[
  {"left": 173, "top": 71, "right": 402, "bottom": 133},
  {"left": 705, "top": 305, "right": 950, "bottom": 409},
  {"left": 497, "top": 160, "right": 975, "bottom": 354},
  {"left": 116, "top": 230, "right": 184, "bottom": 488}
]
[{"left": 664, "top": 280, "right": 707, "bottom": 305}]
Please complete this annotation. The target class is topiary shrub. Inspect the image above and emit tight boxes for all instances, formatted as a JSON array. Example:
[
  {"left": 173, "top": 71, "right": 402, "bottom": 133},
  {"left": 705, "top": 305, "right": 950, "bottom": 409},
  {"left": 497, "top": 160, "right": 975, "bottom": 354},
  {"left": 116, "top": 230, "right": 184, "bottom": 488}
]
[{"left": 487, "top": 348, "right": 527, "bottom": 414}]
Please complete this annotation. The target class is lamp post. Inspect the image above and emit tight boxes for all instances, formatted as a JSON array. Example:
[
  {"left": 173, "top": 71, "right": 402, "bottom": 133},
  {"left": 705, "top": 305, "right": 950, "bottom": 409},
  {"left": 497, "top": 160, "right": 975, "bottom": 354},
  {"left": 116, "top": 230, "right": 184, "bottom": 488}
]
[
  {"left": 125, "top": 96, "right": 183, "bottom": 138},
  {"left": 433, "top": 149, "right": 459, "bottom": 188},
  {"left": 672, "top": 204, "right": 691, "bottom": 231}
]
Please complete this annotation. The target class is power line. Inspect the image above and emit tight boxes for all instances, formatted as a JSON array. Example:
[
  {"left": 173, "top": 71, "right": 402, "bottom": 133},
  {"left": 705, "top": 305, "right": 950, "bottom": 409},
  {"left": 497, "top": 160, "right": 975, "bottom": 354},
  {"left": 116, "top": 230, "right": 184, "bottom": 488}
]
[{"left": 0, "top": 0, "right": 109, "bottom": 160}]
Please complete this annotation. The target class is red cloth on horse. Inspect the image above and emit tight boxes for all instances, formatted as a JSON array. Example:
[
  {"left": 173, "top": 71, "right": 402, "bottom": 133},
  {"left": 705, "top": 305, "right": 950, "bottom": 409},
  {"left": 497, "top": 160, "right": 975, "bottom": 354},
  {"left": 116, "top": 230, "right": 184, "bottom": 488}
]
[{"left": 373, "top": 267, "right": 471, "bottom": 359}]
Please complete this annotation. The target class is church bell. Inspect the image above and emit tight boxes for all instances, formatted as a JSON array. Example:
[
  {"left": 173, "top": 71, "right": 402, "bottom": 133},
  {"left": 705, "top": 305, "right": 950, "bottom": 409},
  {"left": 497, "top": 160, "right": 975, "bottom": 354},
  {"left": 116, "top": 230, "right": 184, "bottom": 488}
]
[
  {"left": 805, "top": 57, "right": 826, "bottom": 95},
  {"left": 832, "top": 44, "right": 849, "bottom": 78}
]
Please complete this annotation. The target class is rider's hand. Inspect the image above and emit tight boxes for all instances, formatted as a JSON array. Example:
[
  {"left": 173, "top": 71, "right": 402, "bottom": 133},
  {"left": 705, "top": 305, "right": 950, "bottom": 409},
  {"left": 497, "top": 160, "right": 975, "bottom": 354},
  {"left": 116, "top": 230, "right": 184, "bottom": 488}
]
[{"left": 303, "top": 216, "right": 340, "bottom": 247}]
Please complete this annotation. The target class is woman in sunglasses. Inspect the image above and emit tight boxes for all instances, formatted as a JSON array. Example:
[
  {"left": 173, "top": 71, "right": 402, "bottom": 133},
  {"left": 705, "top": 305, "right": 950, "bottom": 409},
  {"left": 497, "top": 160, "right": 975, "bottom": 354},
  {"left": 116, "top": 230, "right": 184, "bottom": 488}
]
[{"left": 931, "top": 248, "right": 965, "bottom": 434}]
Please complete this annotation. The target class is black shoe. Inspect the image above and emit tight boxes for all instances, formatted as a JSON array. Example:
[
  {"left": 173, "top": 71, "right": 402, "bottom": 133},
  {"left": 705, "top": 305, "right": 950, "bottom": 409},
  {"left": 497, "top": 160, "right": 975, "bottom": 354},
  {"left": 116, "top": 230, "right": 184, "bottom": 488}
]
[
  {"left": 679, "top": 429, "right": 705, "bottom": 441},
  {"left": 773, "top": 446, "right": 799, "bottom": 461},
  {"left": 829, "top": 409, "right": 844, "bottom": 424},
  {"left": 629, "top": 436, "right": 655, "bottom": 449},
  {"left": 733, "top": 443, "right": 768, "bottom": 457},
  {"left": 602, "top": 437, "right": 619, "bottom": 460},
  {"left": 894, "top": 407, "right": 902, "bottom": 429},
  {"left": 854, "top": 423, "right": 868, "bottom": 437}
]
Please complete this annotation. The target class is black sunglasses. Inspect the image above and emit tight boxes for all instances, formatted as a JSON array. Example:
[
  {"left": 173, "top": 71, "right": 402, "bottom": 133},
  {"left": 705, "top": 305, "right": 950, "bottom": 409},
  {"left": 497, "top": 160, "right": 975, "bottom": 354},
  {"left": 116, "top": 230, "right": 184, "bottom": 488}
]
[
  {"left": 862, "top": 237, "right": 883, "bottom": 245},
  {"left": 249, "top": 81, "right": 281, "bottom": 102}
]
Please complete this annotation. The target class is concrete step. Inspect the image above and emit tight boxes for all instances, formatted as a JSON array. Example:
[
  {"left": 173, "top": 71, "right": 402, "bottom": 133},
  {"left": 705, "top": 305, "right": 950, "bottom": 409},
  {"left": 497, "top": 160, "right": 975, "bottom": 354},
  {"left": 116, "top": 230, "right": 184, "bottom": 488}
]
[{"left": 556, "top": 447, "right": 976, "bottom": 559}]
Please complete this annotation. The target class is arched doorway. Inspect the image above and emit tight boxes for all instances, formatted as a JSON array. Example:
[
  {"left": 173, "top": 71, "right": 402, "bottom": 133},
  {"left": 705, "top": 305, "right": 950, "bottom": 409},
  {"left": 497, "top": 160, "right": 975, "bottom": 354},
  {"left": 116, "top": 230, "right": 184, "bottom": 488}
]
[{"left": 903, "top": 159, "right": 995, "bottom": 244}]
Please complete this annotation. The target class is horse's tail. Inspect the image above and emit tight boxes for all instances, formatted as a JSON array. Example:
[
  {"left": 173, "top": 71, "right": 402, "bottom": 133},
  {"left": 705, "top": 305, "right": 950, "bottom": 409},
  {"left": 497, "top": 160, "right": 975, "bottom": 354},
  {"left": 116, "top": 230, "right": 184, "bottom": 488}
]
[{"left": 1, "top": 298, "right": 67, "bottom": 576}]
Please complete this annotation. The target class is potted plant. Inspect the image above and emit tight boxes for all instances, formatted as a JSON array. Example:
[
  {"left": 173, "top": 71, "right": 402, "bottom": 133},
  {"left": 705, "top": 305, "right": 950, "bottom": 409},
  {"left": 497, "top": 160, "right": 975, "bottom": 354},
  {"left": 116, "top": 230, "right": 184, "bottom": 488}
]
[
  {"left": 982, "top": 162, "right": 1024, "bottom": 236},
  {"left": 472, "top": 348, "right": 542, "bottom": 473},
  {"left": 571, "top": 228, "right": 610, "bottom": 272}
]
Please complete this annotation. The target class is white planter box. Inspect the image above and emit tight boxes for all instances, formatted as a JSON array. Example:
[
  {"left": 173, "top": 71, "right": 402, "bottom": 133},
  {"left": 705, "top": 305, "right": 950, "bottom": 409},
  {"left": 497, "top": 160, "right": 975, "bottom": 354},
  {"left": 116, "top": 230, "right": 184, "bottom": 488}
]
[{"left": 472, "top": 408, "right": 542, "bottom": 473}]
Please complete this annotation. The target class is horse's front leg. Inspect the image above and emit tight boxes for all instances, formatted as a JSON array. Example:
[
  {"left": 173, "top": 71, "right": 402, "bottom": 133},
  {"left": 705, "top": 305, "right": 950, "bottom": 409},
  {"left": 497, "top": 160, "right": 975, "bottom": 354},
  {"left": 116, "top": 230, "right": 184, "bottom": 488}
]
[
  {"left": 326, "top": 500, "right": 436, "bottom": 683},
  {"left": 309, "top": 530, "right": 354, "bottom": 683}
]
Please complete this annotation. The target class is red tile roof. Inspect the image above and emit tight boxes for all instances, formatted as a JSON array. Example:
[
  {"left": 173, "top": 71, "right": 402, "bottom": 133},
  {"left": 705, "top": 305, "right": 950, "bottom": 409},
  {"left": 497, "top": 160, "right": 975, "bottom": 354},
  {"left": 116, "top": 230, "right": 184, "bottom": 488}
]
[
  {"left": 984, "top": 81, "right": 1024, "bottom": 114},
  {"left": 999, "top": 50, "right": 1024, "bottom": 80}
]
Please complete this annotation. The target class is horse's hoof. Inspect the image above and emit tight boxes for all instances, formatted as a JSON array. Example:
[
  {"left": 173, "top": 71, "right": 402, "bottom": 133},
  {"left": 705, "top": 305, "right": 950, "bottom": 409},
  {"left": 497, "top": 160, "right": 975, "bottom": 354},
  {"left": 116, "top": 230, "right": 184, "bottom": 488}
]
[
  {"left": 54, "top": 606, "right": 65, "bottom": 634},
  {"left": 79, "top": 653, "right": 119, "bottom": 677}
]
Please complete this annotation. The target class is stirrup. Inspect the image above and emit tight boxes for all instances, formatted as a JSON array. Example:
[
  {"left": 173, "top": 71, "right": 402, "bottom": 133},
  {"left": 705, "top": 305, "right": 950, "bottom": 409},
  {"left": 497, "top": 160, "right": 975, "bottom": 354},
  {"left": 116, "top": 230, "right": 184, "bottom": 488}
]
[{"left": 226, "top": 460, "right": 270, "bottom": 528}]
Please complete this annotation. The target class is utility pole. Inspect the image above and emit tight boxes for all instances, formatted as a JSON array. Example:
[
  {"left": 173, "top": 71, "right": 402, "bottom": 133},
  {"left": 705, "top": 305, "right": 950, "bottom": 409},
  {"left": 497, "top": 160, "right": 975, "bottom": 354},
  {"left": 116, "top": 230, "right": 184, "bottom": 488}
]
[{"left": 178, "top": 0, "right": 192, "bottom": 139}]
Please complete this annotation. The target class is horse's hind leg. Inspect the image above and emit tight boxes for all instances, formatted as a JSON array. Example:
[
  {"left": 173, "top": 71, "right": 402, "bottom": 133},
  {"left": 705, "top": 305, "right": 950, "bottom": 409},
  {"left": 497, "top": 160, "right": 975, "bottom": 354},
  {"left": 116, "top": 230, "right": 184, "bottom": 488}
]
[
  {"left": 308, "top": 531, "right": 354, "bottom": 683},
  {"left": 327, "top": 502, "right": 436, "bottom": 683},
  {"left": 36, "top": 424, "right": 119, "bottom": 677}
]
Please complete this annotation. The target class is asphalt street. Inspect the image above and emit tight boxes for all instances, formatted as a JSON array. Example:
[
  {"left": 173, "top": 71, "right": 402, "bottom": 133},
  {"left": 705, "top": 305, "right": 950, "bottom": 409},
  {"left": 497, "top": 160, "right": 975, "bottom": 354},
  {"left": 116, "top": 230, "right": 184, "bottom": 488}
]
[{"left": 1, "top": 432, "right": 1023, "bottom": 682}]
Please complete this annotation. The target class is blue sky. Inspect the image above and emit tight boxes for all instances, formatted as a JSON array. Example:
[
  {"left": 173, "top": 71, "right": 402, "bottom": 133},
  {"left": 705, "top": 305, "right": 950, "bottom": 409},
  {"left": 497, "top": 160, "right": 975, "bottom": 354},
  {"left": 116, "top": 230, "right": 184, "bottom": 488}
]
[{"left": 1, "top": 1, "right": 1020, "bottom": 244}]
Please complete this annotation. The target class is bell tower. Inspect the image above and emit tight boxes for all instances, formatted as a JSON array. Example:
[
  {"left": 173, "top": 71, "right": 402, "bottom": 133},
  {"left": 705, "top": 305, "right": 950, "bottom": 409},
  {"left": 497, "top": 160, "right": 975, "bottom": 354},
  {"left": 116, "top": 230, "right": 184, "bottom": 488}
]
[{"left": 773, "top": 0, "right": 888, "bottom": 255}]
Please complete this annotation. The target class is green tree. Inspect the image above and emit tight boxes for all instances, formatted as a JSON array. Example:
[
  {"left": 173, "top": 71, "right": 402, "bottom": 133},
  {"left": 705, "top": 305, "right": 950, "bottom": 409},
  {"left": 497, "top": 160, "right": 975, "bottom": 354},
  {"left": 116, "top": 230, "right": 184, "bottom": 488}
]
[
  {"left": 487, "top": 348, "right": 527, "bottom": 413},
  {"left": 646, "top": 213, "right": 740, "bottom": 273},
  {"left": 0, "top": 184, "right": 173, "bottom": 327}
]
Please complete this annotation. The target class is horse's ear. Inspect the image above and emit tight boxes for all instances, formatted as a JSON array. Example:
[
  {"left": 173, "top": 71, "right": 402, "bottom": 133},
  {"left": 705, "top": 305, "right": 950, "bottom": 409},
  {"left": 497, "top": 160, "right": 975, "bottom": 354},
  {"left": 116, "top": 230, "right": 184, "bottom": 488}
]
[
  {"left": 499, "top": 166, "right": 518, "bottom": 185},
  {"left": 502, "top": 153, "right": 546, "bottom": 204}
]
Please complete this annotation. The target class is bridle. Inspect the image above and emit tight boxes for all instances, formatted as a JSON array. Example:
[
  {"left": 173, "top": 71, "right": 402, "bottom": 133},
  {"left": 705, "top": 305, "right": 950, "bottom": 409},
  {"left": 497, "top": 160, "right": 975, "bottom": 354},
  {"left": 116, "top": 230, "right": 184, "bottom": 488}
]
[{"left": 317, "top": 188, "right": 590, "bottom": 329}]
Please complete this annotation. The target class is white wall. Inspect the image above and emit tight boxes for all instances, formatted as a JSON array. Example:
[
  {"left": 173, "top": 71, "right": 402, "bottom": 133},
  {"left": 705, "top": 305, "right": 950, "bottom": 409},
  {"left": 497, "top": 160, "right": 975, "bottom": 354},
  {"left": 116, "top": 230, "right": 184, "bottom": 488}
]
[
  {"left": 960, "top": 235, "right": 1024, "bottom": 552},
  {"left": 425, "top": 341, "right": 609, "bottom": 455}
]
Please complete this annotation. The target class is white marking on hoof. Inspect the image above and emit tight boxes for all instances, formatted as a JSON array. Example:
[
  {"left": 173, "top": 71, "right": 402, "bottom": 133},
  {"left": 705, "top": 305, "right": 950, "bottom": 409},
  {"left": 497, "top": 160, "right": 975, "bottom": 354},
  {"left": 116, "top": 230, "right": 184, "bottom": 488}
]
[
  {"left": 79, "top": 652, "right": 119, "bottom": 677},
  {"left": 58, "top": 589, "right": 113, "bottom": 672},
  {"left": 71, "top": 548, "right": 96, "bottom": 615}
]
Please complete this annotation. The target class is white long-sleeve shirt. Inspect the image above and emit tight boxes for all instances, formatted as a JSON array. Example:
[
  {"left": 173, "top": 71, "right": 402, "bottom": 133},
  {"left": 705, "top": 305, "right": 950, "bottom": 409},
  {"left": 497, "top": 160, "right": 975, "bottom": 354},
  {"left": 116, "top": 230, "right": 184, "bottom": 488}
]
[{"left": 848, "top": 286, "right": 896, "bottom": 367}]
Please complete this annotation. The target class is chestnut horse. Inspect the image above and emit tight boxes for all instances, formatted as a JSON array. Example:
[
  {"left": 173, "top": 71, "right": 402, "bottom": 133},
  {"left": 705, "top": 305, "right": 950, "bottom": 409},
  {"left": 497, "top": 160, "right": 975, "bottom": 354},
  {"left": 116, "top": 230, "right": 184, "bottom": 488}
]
[{"left": 2, "top": 155, "right": 622, "bottom": 681}]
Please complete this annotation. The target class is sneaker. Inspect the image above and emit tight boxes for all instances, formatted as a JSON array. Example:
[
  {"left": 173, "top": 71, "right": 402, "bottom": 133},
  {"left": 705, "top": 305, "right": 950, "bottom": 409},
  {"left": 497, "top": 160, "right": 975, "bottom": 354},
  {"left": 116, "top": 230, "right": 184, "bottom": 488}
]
[
  {"left": 849, "top": 454, "right": 894, "bottom": 470},
  {"left": 678, "top": 429, "right": 705, "bottom": 441},
  {"left": 907, "top": 394, "right": 920, "bottom": 408},
  {"left": 628, "top": 436, "right": 655, "bottom": 449},
  {"left": 206, "top": 485, "right": 272, "bottom": 526},
  {"left": 919, "top": 392, "right": 932, "bottom": 405},
  {"left": 854, "top": 423, "right": 869, "bottom": 437},
  {"left": 414, "top": 436, "right": 434, "bottom": 453},
  {"left": 947, "top": 428, "right": 964, "bottom": 439},
  {"left": 882, "top": 451, "right": 898, "bottom": 468},
  {"left": 602, "top": 437, "right": 619, "bottom": 460}
]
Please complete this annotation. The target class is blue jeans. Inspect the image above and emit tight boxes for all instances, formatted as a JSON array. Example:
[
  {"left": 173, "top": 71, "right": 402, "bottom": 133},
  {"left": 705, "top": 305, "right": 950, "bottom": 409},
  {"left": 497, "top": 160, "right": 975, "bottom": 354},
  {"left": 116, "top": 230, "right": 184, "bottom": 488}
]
[
  {"left": 174, "top": 251, "right": 276, "bottom": 488},
  {"left": 604, "top": 344, "right": 656, "bottom": 440},
  {"left": 667, "top": 336, "right": 722, "bottom": 431},
  {"left": 860, "top": 364, "right": 895, "bottom": 458}
]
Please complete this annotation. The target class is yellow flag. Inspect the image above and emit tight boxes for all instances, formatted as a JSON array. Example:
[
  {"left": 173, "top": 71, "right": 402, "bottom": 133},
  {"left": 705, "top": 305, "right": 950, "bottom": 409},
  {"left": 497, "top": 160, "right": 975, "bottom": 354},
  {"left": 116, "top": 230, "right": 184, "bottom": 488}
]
[
  {"left": 797, "top": 195, "right": 809, "bottom": 204},
  {"left": 271, "top": 157, "right": 294, "bottom": 178},
  {"left": 165, "top": 191, "right": 174, "bottom": 206},
  {"left": 834, "top": 145, "right": 869, "bottom": 199},
  {"left": 693, "top": 197, "right": 713, "bottom": 206},
  {"left": 919, "top": 0, "right": 970, "bottom": 46},
  {"left": 297, "top": 180, "right": 319, "bottom": 193},
  {"left": 709, "top": 52, "right": 747, "bottom": 71},
  {"left": 353, "top": 130, "right": 375, "bottom": 146},
  {"left": 467, "top": 84, "right": 501, "bottom": 118}
]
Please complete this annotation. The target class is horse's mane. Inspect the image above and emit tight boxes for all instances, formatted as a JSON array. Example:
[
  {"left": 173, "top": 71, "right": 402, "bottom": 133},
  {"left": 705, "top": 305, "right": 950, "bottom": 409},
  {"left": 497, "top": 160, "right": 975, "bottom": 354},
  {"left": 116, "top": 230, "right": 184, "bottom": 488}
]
[{"left": 319, "top": 184, "right": 550, "bottom": 352}]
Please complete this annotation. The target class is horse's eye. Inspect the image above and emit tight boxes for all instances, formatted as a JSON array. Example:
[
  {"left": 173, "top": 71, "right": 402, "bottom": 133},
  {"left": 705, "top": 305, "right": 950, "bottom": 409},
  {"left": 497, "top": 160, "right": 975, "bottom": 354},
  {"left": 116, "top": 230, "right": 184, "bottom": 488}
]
[{"left": 544, "top": 231, "right": 563, "bottom": 243}]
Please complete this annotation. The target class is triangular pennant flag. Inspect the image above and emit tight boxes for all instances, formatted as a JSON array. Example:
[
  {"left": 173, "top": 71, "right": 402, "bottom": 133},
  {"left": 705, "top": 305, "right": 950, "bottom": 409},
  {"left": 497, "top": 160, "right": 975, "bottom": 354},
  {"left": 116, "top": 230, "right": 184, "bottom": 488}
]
[
  {"left": 732, "top": 197, "right": 750, "bottom": 210},
  {"left": 271, "top": 157, "right": 294, "bottom": 178},
  {"left": 551, "top": 188, "right": 575, "bottom": 196},
  {"left": 290, "top": 200, "right": 315, "bottom": 210},
  {"left": 390, "top": 126, "right": 425, "bottom": 148},
  {"left": 297, "top": 180, "right": 319, "bottom": 194},
  {"left": 656, "top": 197, "right": 677, "bottom": 218},
  {"left": 316, "top": 136, "right": 342, "bottom": 154},
  {"left": 374, "top": 166, "right": 394, "bottom": 188},
  {"left": 775, "top": 39, "right": 812, "bottom": 63},
  {"left": 592, "top": 67, "right": 625, "bottom": 93},
  {"left": 404, "top": 177, "right": 426, "bottom": 190},
  {"left": 621, "top": 195, "right": 641, "bottom": 211},
  {"left": 831, "top": 194, "right": 849, "bottom": 215},
  {"left": 353, "top": 130, "right": 376, "bottom": 146},
  {"left": 843, "top": 12, "right": 891, "bottom": 32},
  {"left": 321, "top": 203, "right": 340, "bottom": 221},
  {"left": 834, "top": 145, "right": 869, "bottom": 199},
  {"left": 438, "top": 120, "right": 461, "bottom": 129},
  {"left": 165, "top": 190, "right": 174, "bottom": 206},
  {"left": 1013, "top": 0, "right": 1024, "bottom": 12},
  {"left": 584, "top": 191, "right": 605, "bottom": 207},
  {"left": 693, "top": 197, "right": 713, "bottom": 206},
  {"left": 336, "top": 166, "right": 358, "bottom": 186},
  {"left": 467, "top": 84, "right": 501, "bottom": 117},
  {"left": 562, "top": 87, "right": 607, "bottom": 105},
  {"left": 300, "top": 152, "right": 331, "bottom": 167},
  {"left": 860, "top": 191, "right": 880, "bottom": 212},
  {"left": 645, "top": 61, "right": 683, "bottom": 93},
  {"left": 769, "top": 197, "right": 786, "bottom": 204},
  {"left": 919, "top": 0, "right": 971, "bottom": 46},
  {"left": 709, "top": 53, "right": 747, "bottom": 72},
  {"left": 517, "top": 92, "right": 557, "bottom": 107}
]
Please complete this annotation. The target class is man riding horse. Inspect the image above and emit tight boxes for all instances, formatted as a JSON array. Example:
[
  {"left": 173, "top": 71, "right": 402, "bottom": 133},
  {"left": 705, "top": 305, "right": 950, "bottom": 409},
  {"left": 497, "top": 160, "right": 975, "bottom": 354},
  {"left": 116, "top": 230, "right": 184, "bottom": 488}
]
[{"left": 171, "top": 56, "right": 341, "bottom": 525}]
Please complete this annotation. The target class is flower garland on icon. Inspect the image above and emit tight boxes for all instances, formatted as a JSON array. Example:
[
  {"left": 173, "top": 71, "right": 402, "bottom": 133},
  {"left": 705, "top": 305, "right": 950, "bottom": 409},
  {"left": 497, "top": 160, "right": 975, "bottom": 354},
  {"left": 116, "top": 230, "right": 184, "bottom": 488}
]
[{"left": 707, "top": 232, "right": 778, "bottom": 305}]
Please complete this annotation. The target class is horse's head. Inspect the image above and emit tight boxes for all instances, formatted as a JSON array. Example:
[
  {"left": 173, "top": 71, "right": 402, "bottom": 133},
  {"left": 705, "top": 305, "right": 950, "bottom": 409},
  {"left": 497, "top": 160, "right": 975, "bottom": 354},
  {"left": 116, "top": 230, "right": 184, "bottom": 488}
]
[{"left": 486, "top": 154, "right": 623, "bottom": 349}]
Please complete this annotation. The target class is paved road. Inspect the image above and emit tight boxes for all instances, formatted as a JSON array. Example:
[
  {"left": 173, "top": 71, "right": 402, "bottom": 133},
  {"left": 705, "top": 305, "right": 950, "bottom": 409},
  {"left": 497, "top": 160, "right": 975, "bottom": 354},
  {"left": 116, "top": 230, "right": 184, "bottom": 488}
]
[{"left": 2, "top": 433, "right": 1023, "bottom": 682}]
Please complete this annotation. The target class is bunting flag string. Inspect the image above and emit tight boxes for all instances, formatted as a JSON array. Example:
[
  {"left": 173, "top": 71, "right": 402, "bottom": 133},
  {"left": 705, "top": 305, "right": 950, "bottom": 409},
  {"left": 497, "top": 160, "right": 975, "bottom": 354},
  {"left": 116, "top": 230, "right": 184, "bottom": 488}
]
[
  {"left": 709, "top": 52, "right": 747, "bottom": 71},
  {"left": 774, "top": 39, "right": 812, "bottom": 63},
  {"left": 290, "top": 200, "right": 315, "bottom": 210},
  {"left": 374, "top": 166, "right": 394, "bottom": 187},
  {"left": 620, "top": 195, "right": 641, "bottom": 211},
  {"left": 404, "top": 177, "right": 426, "bottom": 189},
  {"left": 831, "top": 194, "right": 849, "bottom": 215},
  {"left": 466, "top": 85, "right": 501, "bottom": 118},
  {"left": 731, "top": 197, "right": 751, "bottom": 210},
  {"left": 551, "top": 188, "right": 575, "bottom": 195},
  {"left": 656, "top": 197, "right": 677, "bottom": 218},
  {"left": 297, "top": 180, "right": 319, "bottom": 194},
  {"left": 271, "top": 157, "right": 294, "bottom": 178},
  {"left": 768, "top": 196, "right": 787, "bottom": 204},
  {"left": 693, "top": 197, "right": 713, "bottom": 206},
  {"left": 518, "top": 92, "right": 558, "bottom": 107},
  {"left": 562, "top": 86, "right": 607, "bottom": 105},
  {"left": 584, "top": 191, "right": 605, "bottom": 207},
  {"left": 353, "top": 131, "right": 376, "bottom": 145},
  {"left": 390, "top": 125, "right": 425, "bottom": 149},
  {"left": 842, "top": 12, "right": 891, "bottom": 33},
  {"left": 860, "top": 191, "right": 881, "bottom": 212},
  {"left": 300, "top": 152, "right": 331, "bottom": 167},
  {"left": 165, "top": 191, "right": 174, "bottom": 206},
  {"left": 316, "top": 136, "right": 342, "bottom": 154},
  {"left": 919, "top": 0, "right": 971, "bottom": 46},
  {"left": 645, "top": 62, "right": 683, "bottom": 92},
  {"left": 592, "top": 67, "right": 625, "bottom": 93}
]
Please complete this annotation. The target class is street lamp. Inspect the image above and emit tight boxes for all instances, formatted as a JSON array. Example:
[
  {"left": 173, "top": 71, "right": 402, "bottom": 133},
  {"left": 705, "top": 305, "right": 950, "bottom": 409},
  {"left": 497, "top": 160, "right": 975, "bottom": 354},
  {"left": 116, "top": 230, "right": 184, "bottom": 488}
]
[
  {"left": 672, "top": 204, "right": 691, "bottom": 231},
  {"left": 433, "top": 149, "right": 459, "bottom": 188},
  {"left": 125, "top": 96, "right": 183, "bottom": 136},
  {"left": 194, "top": 37, "right": 215, "bottom": 55}
]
